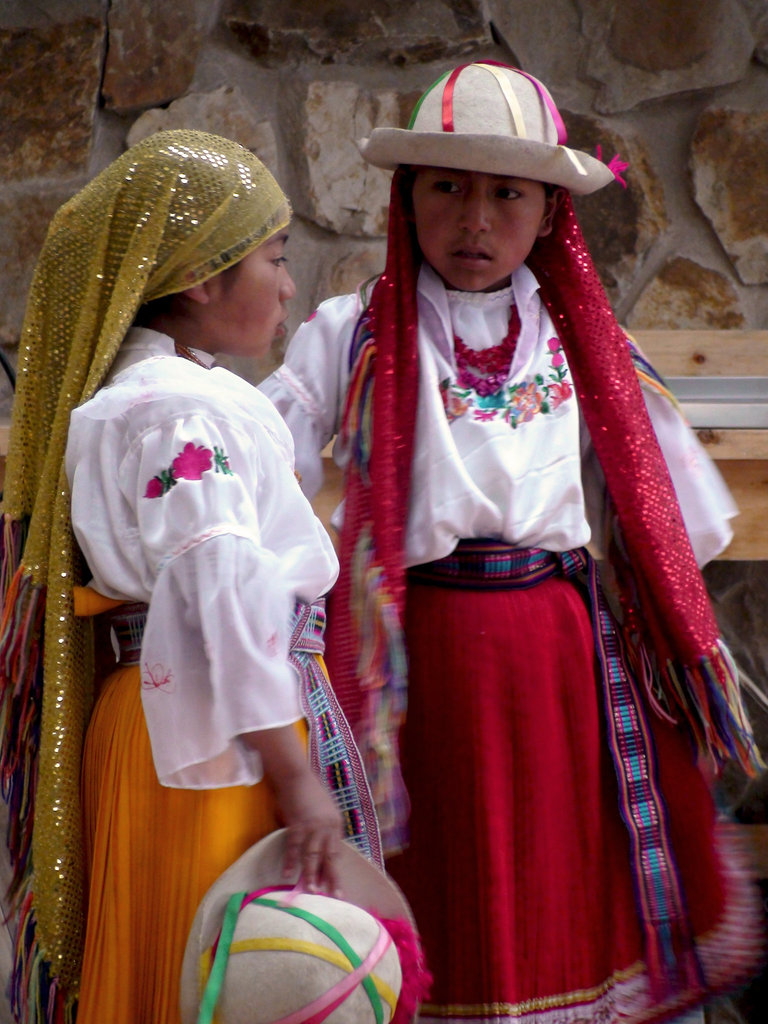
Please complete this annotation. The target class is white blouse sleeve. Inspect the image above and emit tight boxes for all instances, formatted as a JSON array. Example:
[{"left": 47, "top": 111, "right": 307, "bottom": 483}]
[
  {"left": 260, "top": 293, "right": 361, "bottom": 499},
  {"left": 640, "top": 387, "right": 737, "bottom": 565},
  {"left": 582, "top": 387, "right": 737, "bottom": 567},
  {"left": 125, "top": 410, "right": 319, "bottom": 789}
]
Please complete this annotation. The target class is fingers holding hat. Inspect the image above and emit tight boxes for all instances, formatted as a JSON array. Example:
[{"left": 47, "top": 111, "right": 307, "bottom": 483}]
[
  {"left": 247, "top": 723, "right": 345, "bottom": 893},
  {"left": 282, "top": 806, "right": 344, "bottom": 896}
]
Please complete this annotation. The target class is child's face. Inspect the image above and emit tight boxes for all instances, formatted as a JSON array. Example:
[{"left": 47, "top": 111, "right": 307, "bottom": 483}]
[
  {"left": 410, "top": 167, "right": 559, "bottom": 292},
  {"left": 181, "top": 232, "right": 297, "bottom": 358}
]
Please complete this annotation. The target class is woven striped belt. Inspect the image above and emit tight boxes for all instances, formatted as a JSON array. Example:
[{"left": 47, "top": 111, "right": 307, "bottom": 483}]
[
  {"left": 407, "top": 540, "right": 582, "bottom": 589},
  {"left": 103, "top": 598, "right": 382, "bottom": 869},
  {"left": 409, "top": 539, "right": 703, "bottom": 994},
  {"left": 107, "top": 602, "right": 149, "bottom": 664}
]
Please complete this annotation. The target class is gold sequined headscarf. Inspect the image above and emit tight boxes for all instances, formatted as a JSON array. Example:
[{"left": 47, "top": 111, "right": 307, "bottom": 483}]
[{"left": 0, "top": 129, "right": 290, "bottom": 1021}]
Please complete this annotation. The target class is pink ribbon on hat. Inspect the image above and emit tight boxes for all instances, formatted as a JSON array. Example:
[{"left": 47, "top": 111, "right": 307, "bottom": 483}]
[
  {"left": 203, "top": 886, "right": 395, "bottom": 1024},
  {"left": 440, "top": 62, "right": 568, "bottom": 144},
  {"left": 269, "top": 924, "right": 393, "bottom": 1024}
]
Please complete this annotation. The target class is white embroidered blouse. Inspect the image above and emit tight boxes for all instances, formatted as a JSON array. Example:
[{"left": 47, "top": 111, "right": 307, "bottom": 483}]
[
  {"left": 65, "top": 328, "right": 339, "bottom": 790},
  {"left": 261, "top": 262, "right": 736, "bottom": 567}
]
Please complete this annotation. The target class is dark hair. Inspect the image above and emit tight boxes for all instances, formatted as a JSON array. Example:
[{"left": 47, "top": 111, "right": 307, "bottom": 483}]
[{"left": 134, "top": 293, "right": 175, "bottom": 328}]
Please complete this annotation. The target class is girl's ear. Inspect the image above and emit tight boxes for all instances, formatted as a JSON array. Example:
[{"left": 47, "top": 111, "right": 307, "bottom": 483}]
[
  {"left": 180, "top": 279, "right": 215, "bottom": 306},
  {"left": 538, "top": 186, "right": 565, "bottom": 238}
]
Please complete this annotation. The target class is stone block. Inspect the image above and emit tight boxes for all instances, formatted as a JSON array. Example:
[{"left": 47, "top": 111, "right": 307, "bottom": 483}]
[
  {"left": 628, "top": 258, "right": 745, "bottom": 330},
  {"left": 103, "top": 0, "right": 213, "bottom": 112},
  {"left": 568, "top": 115, "right": 667, "bottom": 300},
  {"left": 0, "top": 6, "right": 103, "bottom": 179},
  {"left": 579, "top": 0, "right": 754, "bottom": 113},
  {"left": 127, "top": 87, "right": 279, "bottom": 177},
  {"left": 289, "top": 80, "right": 397, "bottom": 237},
  {"left": 222, "top": 0, "right": 489, "bottom": 64},
  {"left": 0, "top": 187, "right": 76, "bottom": 347},
  {"left": 485, "top": 0, "right": 585, "bottom": 100},
  {"left": 692, "top": 108, "right": 768, "bottom": 286}
]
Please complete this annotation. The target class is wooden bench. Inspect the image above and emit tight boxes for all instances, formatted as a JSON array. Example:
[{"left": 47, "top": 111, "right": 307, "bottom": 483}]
[{"left": 634, "top": 329, "right": 768, "bottom": 560}]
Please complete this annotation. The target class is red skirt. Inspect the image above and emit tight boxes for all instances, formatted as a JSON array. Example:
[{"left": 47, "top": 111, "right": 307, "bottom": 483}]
[{"left": 386, "top": 552, "right": 764, "bottom": 1023}]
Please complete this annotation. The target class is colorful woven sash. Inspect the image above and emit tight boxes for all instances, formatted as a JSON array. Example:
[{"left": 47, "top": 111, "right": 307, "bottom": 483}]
[
  {"left": 287, "top": 601, "right": 383, "bottom": 868},
  {"left": 410, "top": 540, "right": 704, "bottom": 997},
  {"left": 106, "top": 602, "right": 149, "bottom": 664}
]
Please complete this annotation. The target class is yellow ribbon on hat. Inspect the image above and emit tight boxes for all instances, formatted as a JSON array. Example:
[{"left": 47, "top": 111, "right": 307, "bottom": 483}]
[
  {"left": 199, "top": 938, "right": 399, "bottom": 1022},
  {"left": 474, "top": 63, "right": 528, "bottom": 138},
  {"left": 474, "top": 63, "right": 588, "bottom": 177}
]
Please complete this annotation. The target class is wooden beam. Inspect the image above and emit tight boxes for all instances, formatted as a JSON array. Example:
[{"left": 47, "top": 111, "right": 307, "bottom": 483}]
[
  {"left": 694, "top": 429, "right": 768, "bottom": 461},
  {"left": 732, "top": 823, "right": 768, "bottom": 879},
  {"left": 718, "top": 461, "right": 768, "bottom": 560},
  {"left": 630, "top": 329, "right": 768, "bottom": 377}
]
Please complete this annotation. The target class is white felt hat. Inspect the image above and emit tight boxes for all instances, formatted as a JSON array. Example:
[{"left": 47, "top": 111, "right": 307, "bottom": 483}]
[
  {"left": 360, "top": 62, "right": 614, "bottom": 195},
  {"left": 180, "top": 830, "right": 427, "bottom": 1024}
]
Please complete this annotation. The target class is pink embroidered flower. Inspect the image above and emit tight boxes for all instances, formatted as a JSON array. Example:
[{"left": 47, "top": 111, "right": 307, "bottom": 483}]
[
  {"left": 547, "top": 337, "right": 565, "bottom": 368},
  {"left": 173, "top": 442, "right": 213, "bottom": 481},
  {"left": 144, "top": 477, "right": 164, "bottom": 499},
  {"left": 142, "top": 663, "right": 174, "bottom": 692},
  {"left": 549, "top": 379, "right": 573, "bottom": 409}
]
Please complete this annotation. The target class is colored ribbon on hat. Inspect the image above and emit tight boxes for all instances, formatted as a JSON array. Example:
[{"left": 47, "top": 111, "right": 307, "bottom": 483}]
[
  {"left": 437, "top": 62, "right": 568, "bottom": 144},
  {"left": 197, "top": 889, "right": 393, "bottom": 1024}
]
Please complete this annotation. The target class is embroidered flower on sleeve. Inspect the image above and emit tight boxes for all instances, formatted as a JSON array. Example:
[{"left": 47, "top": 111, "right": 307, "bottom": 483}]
[
  {"left": 142, "top": 663, "right": 174, "bottom": 692},
  {"left": 144, "top": 441, "right": 234, "bottom": 498},
  {"left": 173, "top": 442, "right": 212, "bottom": 481},
  {"left": 145, "top": 476, "right": 166, "bottom": 499}
]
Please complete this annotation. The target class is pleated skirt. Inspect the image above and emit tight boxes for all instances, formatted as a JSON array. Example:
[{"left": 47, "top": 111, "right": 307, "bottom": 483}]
[
  {"left": 78, "top": 665, "right": 290, "bottom": 1024},
  {"left": 386, "top": 567, "right": 764, "bottom": 1024}
]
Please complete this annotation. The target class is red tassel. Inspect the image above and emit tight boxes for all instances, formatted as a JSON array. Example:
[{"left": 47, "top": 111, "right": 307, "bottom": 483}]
[{"left": 377, "top": 916, "right": 432, "bottom": 1024}]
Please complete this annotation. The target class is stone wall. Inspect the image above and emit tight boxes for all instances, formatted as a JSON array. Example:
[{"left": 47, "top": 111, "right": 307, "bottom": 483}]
[
  {"left": 2, "top": 0, "right": 768, "bottom": 379},
  {"left": 0, "top": 3, "right": 767, "bottom": 1019}
]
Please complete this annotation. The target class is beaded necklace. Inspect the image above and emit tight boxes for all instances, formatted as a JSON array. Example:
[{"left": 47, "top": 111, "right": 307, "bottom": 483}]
[{"left": 453, "top": 304, "right": 521, "bottom": 396}]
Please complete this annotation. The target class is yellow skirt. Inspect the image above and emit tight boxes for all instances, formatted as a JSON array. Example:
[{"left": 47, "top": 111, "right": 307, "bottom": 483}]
[{"left": 78, "top": 662, "right": 297, "bottom": 1024}]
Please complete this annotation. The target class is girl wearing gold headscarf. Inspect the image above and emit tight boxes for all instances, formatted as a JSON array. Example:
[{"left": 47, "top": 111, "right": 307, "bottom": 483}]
[{"left": 0, "top": 130, "right": 376, "bottom": 1024}]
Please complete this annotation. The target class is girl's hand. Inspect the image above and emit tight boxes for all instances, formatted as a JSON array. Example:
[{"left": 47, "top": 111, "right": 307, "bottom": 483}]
[
  {"left": 271, "top": 768, "right": 344, "bottom": 895},
  {"left": 246, "top": 723, "right": 343, "bottom": 895}
]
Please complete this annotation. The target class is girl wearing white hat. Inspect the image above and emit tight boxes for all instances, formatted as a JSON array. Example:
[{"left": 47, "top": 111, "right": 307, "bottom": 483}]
[{"left": 261, "top": 63, "right": 765, "bottom": 1024}]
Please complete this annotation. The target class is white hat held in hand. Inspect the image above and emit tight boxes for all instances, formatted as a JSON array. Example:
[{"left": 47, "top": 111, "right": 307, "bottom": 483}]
[{"left": 180, "top": 829, "right": 431, "bottom": 1024}]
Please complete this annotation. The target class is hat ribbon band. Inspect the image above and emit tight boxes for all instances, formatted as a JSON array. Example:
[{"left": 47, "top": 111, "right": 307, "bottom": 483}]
[
  {"left": 200, "top": 889, "right": 393, "bottom": 1024},
  {"left": 441, "top": 63, "right": 525, "bottom": 139},
  {"left": 440, "top": 62, "right": 568, "bottom": 146},
  {"left": 267, "top": 925, "right": 393, "bottom": 1024},
  {"left": 561, "top": 145, "right": 589, "bottom": 177},
  {"left": 225, "top": 937, "right": 398, "bottom": 1013}
]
